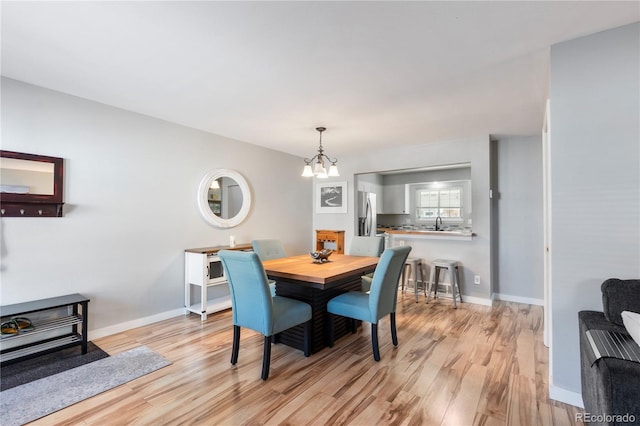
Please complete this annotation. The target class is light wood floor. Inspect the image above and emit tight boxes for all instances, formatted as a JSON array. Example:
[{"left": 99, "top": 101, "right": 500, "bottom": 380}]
[{"left": 31, "top": 293, "right": 584, "bottom": 425}]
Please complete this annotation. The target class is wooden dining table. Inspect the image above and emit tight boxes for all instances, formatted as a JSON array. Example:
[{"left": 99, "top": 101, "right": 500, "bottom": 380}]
[{"left": 262, "top": 253, "right": 379, "bottom": 354}]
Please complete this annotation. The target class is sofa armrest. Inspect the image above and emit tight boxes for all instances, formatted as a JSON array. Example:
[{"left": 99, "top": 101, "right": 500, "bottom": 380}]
[
  {"left": 579, "top": 311, "right": 640, "bottom": 423},
  {"left": 601, "top": 279, "right": 640, "bottom": 326}
]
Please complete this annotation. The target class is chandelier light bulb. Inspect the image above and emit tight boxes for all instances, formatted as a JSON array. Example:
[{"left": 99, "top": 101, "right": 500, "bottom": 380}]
[{"left": 302, "top": 164, "right": 314, "bottom": 177}]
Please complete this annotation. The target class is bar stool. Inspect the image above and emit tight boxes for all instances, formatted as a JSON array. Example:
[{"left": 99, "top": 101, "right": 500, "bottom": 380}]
[
  {"left": 427, "top": 259, "right": 463, "bottom": 308},
  {"left": 401, "top": 257, "right": 425, "bottom": 303}
]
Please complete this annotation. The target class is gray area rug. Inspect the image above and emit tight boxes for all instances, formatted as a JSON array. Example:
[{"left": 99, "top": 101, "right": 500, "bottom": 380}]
[
  {"left": 0, "top": 345, "right": 171, "bottom": 426},
  {"left": 1, "top": 341, "right": 109, "bottom": 391}
]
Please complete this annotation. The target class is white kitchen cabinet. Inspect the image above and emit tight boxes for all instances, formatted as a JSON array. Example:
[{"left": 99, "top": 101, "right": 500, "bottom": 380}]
[
  {"left": 371, "top": 183, "right": 384, "bottom": 214},
  {"left": 383, "top": 184, "right": 409, "bottom": 214},
  {"left": 357, "top": 174, "right": 385, "bottom": 214}
]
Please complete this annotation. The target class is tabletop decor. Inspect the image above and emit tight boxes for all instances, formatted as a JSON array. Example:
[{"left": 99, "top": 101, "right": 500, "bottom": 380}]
[{"left": 309, "top": 249, "right": 333, "bottom": 263}]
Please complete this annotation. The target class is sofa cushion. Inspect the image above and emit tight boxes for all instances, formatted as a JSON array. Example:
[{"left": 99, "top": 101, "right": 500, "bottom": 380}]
[
  {"left": 622, "top": 310, "right": 640, "bottom": 348},
  {"left": 601, "top": 279, "right": 640, "bottom": 326}
]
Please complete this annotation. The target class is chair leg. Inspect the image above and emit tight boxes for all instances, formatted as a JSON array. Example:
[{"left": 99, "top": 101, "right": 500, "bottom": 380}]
[
  {"left": 423, "top": 264, "right": 428, "bottom": 299},
  {"left": 371, "top": 323, "right": 380, "bottom": 362},
  {"left": 417, "top": 262, "right": 425, "bottom": 303},
  {"left": 231, "top": 325, "right": 240, "bottom": 365},
  {"left": 455, "top": 266, "right": 463, "bottom": 305},
  {"left": 449, "top": 265, "right": 457, "bottom": 309},
  {"left": 390, "top": 312, "right": 398, "bottom": 346},
  {"left": 413, "top": 263, "right": 419, "bottom": 303},
  {"left": 327, "top": 313, "right": 335, "bottom": 348},
  {"left": 261, "top": 335, "right": 272, "bottom": 380},
  {"left": 426, "top": 264, "right": 436, "bottom": 304},
  {"left": 350, "top": 318, "right": 357, "bottom": 334},
  {"left": 303, "top": 320, "right": 311, "bottom": 357}
]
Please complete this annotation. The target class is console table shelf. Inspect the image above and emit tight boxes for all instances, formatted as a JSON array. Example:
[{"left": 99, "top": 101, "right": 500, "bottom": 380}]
[{"left": 0, "top": 294, "right": 89, "bottom": 365}]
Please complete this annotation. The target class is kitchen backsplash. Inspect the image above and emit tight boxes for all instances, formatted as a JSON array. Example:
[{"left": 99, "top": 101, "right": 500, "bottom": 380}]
[{"left": 377, "top": 214, "right": 469, "bottom": 231}]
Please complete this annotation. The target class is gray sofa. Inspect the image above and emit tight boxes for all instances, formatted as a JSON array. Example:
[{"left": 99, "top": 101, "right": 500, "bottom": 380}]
[{"left": 579, "top": 278, "right": 640, "bottom": 425}]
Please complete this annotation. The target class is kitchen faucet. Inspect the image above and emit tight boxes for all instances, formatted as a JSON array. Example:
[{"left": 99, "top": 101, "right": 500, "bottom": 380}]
[{"left": 435, "top": 216, "right": 443, "bottom": 231}]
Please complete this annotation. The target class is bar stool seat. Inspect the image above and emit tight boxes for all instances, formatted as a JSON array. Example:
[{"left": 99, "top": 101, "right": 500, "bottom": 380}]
[
  {"left": 401, "top": 257, "right": 425, "bottom": 303},
  {"left": 427, "top": 259, "right": 463, "bottom": 308}
]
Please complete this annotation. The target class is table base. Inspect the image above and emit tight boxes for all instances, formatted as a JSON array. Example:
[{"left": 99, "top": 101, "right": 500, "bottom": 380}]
[{"left": 274, "top": 277, "right": 362, "bottom": 354}]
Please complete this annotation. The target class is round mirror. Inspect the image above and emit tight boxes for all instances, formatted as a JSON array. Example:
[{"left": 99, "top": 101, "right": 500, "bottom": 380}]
[{"left": 197, "top": 169, "right": 251, "bottom": 228}]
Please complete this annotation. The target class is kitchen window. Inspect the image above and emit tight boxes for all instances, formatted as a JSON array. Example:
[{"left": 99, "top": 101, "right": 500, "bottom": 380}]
[
  {"left": 414, "top": 184, "right": 464, "bottom": 221},
  {"left": 416, "top": 187, "right": 462, "bottom": 219}
]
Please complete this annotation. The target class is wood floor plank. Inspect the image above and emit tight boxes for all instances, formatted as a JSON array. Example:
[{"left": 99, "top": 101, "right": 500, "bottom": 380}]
[
  {"left": 23, "top": 296, "right": 583, "bottom": 425},
  {"left": 441, "top": 362, "right": 487, "bottom": 426}
]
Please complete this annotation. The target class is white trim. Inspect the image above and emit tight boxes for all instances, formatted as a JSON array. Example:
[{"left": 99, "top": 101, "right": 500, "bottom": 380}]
[
  {"left": 549, "top": 383, "right": 584, "bottom": 408},
  {"left": 88, "top": 308, "right": 186, "bottom": 340},
  {"left": 493, "top": 293, "right": 544, "bottom": 306},
  {"left": 460, "top": 295, "right": 493, "bottom": 306},
  {"left": 543, "top": 98, "right": 552, "bottom": 350}
]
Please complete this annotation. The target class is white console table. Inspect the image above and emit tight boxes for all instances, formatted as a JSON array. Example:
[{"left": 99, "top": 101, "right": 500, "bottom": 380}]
[{"left": 184, "top": 244, "right": 251, "bottom": 321}]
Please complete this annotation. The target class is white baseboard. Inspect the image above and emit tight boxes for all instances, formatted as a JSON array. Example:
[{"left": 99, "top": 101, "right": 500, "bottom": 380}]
[
  {"left": 460, "top": 295, "right": 493, "bottom": 306},
  {"left": 88, "top": 308, "right": 185, "bottom": 341},
  {"left": 493, "top": 293, "right": 544, "bottom": 306},
  {"left": 87, "top": 294, "right": 524, "bottom": 342},
  {"left": 549, "top": 383, "right": 584, "bottom": 408},
  {"left": 90, "top": 294, "right": 495, "bottom": 340}
]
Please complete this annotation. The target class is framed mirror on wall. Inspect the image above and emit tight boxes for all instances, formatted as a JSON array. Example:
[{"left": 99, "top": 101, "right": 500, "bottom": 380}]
[
  {"left": 197, "top": 169, "right": 251, "bottom": 228},
  {"left": 0, "top": 150, "right": 64, "bottom": 217}
]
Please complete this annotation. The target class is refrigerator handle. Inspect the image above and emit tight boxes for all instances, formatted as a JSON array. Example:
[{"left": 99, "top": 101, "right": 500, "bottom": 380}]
[{"left": 365, "top": 199, "right": 372, "bottom": 236}]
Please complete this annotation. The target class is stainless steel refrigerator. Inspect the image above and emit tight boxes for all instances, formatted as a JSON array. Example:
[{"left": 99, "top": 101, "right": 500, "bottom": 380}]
[{"left": 357, "top": 191, "right": 377, "bottom": 236}]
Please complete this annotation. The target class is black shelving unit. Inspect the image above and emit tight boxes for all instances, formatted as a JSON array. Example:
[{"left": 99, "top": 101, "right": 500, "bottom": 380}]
[{"left": 0, "top": 293, "right": 89, "bottom": 364}]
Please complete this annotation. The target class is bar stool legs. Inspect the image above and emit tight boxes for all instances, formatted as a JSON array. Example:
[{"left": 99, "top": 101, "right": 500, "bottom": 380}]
[
  {"left": 401, "top": 258, "right": 425, "bottom": 303},
  {"left": 427, "top": 259, "right": 463, "bottom": 308}
]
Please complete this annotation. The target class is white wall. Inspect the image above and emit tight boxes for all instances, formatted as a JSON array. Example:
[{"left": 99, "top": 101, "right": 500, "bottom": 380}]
[
  {"left": 313, "top": 136, "right": 493, "bottom": 302},
  {"left": 0, "top": 78, "right": 313, "bottom": 335},
  {"left": 495, "top": 135, "right": 544, "bottom": 303},
  {"left": 549, "top": 23, "right": 640, "bottom": 402}
]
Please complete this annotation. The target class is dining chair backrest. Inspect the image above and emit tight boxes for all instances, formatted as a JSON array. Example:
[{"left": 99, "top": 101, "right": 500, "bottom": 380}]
[
  {"left": 252, "top": 239, "right": 287, "bottom": 261},
  {"left": 368, "top": 246, "right": 412, "bottom": 319},
  {"left": 349, "top": 236, "right": 384, "bottom": 257},
  {"left": 219, "top": 250, "right": 274, "bottom": 336}
]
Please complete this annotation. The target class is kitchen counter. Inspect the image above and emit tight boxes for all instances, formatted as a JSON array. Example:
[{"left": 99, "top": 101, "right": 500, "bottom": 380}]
[{"left": 383, "top": 229, "right": 474, "bottom": 241}]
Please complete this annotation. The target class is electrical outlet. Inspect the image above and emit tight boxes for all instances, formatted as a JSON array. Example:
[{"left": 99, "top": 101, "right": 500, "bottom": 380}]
[
  {"left": 399, "top": 240, "right": 405, "bottom": 246},
  {"left": 474, "top": 275, "right": 480, "bottom": 285}
]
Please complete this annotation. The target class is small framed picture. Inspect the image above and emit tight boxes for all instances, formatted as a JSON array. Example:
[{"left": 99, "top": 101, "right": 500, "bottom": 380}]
[{"left": 316, "top": 181, "right": 347, "bottom": 214}]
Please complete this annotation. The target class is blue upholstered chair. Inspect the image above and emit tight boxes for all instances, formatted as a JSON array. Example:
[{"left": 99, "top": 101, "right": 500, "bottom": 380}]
[
  {"left": 327, "top": 246, "right": 412, "bottom": 361},
  {"left": 251, "top": 239, "right": 287, "bottom": 260},
  {"left": 349, "top": 236, "right": 384, "bottom": 257},
  {"left": 349, "top": 236, "right": 384, "bottom": 292},
  {"left": 218, "top": 250, "right": 312, "bottom": 380},
  {"left": 251, "top": 239, "right": 287, "bottom": 297}
]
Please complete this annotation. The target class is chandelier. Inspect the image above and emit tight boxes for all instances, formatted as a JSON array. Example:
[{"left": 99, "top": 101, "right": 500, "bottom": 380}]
[{"left": 301, "top": 127, "right": 339, "bottom": 178}]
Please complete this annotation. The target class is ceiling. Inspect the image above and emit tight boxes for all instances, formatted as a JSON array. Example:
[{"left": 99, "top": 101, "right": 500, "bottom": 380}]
[{"left": 2, "top": 1, "right": 638, "bottom": 158}]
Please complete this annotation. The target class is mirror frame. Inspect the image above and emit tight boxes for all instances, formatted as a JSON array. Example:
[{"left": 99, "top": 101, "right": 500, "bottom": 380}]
[
  {"left": 0, "top": 150, "right": 64, "bottom": 217},
  {"left": 197, "top": 169, "right": 251, "bottom": 228}
]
